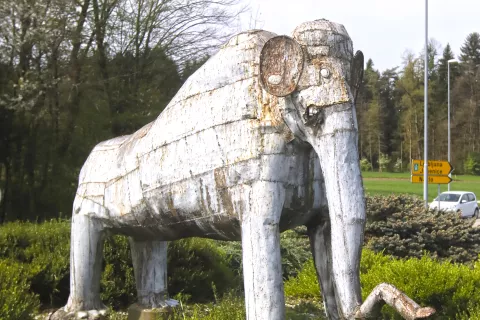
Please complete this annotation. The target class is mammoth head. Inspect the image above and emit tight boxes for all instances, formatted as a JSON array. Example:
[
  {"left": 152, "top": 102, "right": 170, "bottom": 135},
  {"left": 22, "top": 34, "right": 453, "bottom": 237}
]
[
  {"left": 259, "top": 19, "right": 364, "bottom": 123},
  {"left": 260, "top": 21, "right": 368, "bottom": 318}
]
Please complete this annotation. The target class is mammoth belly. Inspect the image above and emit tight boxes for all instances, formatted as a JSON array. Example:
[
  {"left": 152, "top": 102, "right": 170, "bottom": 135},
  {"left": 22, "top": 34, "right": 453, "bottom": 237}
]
[{"left": 80, "top": 125, "right": 325, "bottom": 240}]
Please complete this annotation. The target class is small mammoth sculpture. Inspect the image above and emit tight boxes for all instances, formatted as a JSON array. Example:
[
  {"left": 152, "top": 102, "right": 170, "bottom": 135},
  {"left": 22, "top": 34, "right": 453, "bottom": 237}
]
[{"left": 56, "top": 19, "right": 434, "bottom": 320}]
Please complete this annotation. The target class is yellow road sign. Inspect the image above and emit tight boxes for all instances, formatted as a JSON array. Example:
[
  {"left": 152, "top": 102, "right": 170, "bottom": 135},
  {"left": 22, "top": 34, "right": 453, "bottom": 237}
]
[
  {"left": 411, "top": 175, "right": 452, "bottom": 184},
  {"left": 411, "top": 159, "right": 453, "bottom": 175}
]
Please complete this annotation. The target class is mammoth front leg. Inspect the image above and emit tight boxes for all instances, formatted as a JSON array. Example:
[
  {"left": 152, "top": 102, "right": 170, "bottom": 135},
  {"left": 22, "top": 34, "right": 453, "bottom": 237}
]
[
  {"left": 65, "top": 213, "right": 107, "bottom": 315},
  {"left": 241, "top": 181, "right": 286, "bottom": 320},
  {"left": 307, "top": 220, "right": 340, "bottom": 320}
]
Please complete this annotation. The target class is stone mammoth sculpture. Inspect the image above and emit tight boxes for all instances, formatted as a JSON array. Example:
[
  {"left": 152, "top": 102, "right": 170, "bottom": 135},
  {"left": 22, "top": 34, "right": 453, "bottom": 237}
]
[{"left": 57, "top": 19, "right": 435, "bottom": 320}]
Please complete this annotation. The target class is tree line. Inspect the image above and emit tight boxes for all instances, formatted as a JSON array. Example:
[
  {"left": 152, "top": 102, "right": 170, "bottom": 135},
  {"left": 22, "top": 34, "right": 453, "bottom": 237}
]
[
  {"left": 0, "top": 0, "right": 243, "bottom": 222},
  {"left": 0, "top": 0, "right": 478, "bottom": 222},
  {"left": 356, "top": 33, "right": 480, "bottom": 174}
]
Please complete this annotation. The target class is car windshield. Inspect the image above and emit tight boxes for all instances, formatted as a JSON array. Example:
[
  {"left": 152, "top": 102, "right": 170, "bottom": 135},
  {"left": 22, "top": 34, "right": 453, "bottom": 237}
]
[{"left": 437, "top": 193, "right": 461, "bottom": 202}]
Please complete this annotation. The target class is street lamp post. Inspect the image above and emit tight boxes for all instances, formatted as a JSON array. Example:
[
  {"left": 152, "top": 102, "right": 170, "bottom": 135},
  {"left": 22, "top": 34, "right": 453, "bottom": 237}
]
[
  {"left": 424, "top": 0, "right": 428, "bottom": 207},
  {"left": 447, "top": 58, "right": 458, "bottom": 191}
]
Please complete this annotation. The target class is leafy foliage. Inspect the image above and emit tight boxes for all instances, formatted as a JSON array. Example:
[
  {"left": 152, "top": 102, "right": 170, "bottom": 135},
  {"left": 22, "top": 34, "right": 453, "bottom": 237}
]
[
  {"left": 3, "top": 195, "right": 480, "bottom": 318},
  {"left": 284, "top": 249, "right": 480, "bottom": 319},
  {"left": 360, "top": 250, "right": 480, "bottom": 319},
  {"left": 0, "top": 220, "right": 240, "bottom": 315},
  {"left": 365, "top": 194, "right": 480, "bottom": 263},
  {"left": 0, "top": 0, "right": 243, "bottom": 223},
  {"left": 360, "top": 158, "right": 373, "bottom": 171},
  {"left": 464, "top": 152, "right": 480, "bottom": 175},
  {"left": 0, "top": 219, "right": 71, "bottom": 305},
  {"left": 284, "top": 259, "right": 320, "bottom": 300},
  {"left": 168, "top": 238, "right": 239, "bottom": 302},
  {"left": 101, "top": 236, "right": 137, "bottom": 309},
  {"left": 0, "top": 259, "right": 40, "bottom": 320}
]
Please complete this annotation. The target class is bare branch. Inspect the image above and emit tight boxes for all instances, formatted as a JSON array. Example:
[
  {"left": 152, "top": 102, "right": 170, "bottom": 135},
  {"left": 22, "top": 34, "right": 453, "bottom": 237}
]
[{"left": 356, "top": 283, "right": 435, "bottom": 320}]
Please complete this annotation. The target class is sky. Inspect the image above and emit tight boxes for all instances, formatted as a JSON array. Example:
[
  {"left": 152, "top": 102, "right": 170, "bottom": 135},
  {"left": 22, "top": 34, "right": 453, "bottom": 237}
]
[{"left": 238, "top": 0, "right": 480, "bottom": 72}]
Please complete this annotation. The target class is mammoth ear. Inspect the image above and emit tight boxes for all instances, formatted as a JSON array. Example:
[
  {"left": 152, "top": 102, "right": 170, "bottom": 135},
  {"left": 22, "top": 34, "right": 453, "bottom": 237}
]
[
  {"left": 350, "top": 50, "right": 364, "bottom": 104},
  {"left": 259, "top": 36, "right": 304, "bottom": 97}
]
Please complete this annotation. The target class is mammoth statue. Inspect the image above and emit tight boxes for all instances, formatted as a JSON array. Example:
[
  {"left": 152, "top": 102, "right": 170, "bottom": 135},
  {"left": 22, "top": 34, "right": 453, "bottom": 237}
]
[{"left": 56, "top": 19, "right": 435, "bottom": 320}]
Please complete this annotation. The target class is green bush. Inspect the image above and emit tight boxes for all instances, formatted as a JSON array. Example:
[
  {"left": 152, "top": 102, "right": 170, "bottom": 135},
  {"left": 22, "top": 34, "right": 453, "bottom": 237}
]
[
  {"left": 365, "top": 194, "right": 480, "bottom": 263},
  {"left": 0, "top": 259, "right": 40, "bottom": 320},
  {"left": 464, "top": 152, "right": 480, "bottom": 175},
  {"left": 168, "top": 238, "right": 239, "bottom": 302},
  {"left": 279, "top": 228, "right": 312, "bottom": 279},
  {"left": 0, "top": 219, "right": 70, "bottom": 305},
  {"left": 0, "top": 220, "right": 239, "bottom": 314},
  {"left": 101, "top": 235, "right": 136, "bottom": 309},
  {"left": 284, "top": 259, "right": 320, "bottom": 300},
  {"left": 360, "top": 158, "right": 373, "bottom": 171},
  {"left": 285, "top": 249, "right": 480, "bottom": 319},
  {"left": 393, "top": 158, "right": 404, "bottom": 172},
  {"left": 361, "top": 250, "right": 480, "bottom": 319},
  {"left": 378, "top": 153, "right": 391, "bottom": 172}
]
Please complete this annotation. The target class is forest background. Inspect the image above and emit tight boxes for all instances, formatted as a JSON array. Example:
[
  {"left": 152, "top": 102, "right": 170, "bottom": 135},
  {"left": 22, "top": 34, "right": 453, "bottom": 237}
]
[{"left": 0, "top": 0, "right": 479, "bottom": 223}]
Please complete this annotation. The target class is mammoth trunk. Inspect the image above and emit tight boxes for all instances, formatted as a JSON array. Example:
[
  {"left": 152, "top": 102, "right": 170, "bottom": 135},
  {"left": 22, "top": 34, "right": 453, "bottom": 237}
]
[{"left": 312, "top": 105, "right": 366, "bottom": 318}]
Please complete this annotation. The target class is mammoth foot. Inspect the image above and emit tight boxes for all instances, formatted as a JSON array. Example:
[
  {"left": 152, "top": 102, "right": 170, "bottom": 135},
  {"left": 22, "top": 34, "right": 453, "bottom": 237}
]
[
  {"left": 49, "top": 308, "right": 107, "bottom": 320},
  {"left": 355, "top": 283, "right": 435, "bottom": 320},
  {"left": 128, "top": 300, "right": 179, "bottom": 319}
]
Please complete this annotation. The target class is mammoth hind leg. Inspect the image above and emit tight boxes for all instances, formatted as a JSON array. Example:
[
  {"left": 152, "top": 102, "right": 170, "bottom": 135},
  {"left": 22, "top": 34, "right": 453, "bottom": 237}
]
[
  {"left": 307, "top": 221, "right": 341, "bottom": 320},
  {"left": 129, "top": 239, "right": 178, "bottom": 308}
]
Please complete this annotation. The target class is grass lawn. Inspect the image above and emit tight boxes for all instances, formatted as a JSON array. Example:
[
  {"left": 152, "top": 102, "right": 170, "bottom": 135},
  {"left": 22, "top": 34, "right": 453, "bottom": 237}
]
[{"left": 362, "top": 171, "right": 480, "bottom": 202}]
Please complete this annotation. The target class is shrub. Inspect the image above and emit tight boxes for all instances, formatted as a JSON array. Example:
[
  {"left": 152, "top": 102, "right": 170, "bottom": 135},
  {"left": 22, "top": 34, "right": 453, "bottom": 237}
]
[
  {"left": 464, "top": 152, "right": 480, "bottom": 175},
  {"left": 393, "top": 158, "right": 403, "bottom": 172},
  {"left": 167, "top": 238, "right": 239, "bottom": 302},
  {"left": 365, "top": 194, "right": 480, "bottom": 263},
  {"left": 0, "top": 259, "right": 40, "bottom": 320},
  {"left": 378, "top": 153, "right": 391, "bottom": 172},
  {"left": 0, "top": 220, "right": 239, "bottom": 313},
  {"left": 279, "top": 228, "right": 312, "bottom": 279},
  {"left": 360, "top": 250, "right": 480, "bottom": 319},
  {"left": 285, "top": 249, "right": 480, "bottom": 319},
  {"left": 360, "top": 158, "right": 373, "bottom": 171},
  {"left": 101, "top": 235, "right": 136, "bottom": 309},
  {"left": 0, "top": 219, "right": 70, "bottom": 305},
  {"left": 284, "top": 259, "right": 320, "bottom": 300},
  {"left": 101, "top": 235, "right": 239, "bottom": 307}
]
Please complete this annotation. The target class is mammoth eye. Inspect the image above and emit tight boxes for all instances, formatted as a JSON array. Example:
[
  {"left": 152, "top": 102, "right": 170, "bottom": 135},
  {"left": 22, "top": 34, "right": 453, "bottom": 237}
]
[
  {"left": 320, "top": 68, "right": 330, "bottom": 78},
  {"left": 267, "top": 74, "right": 282, "bottom": 85}
]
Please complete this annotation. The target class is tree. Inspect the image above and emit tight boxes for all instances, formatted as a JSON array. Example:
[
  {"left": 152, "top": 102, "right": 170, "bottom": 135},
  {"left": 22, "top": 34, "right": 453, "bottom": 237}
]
[
  {"left": 396, "top": 54, "right": 424, "bottom": 162},
  {"left": 459, "top": 32, "right": 480, "bottom": 66},
  {"left": 0, "top": 0, "right": 246, "bottom": 222}
]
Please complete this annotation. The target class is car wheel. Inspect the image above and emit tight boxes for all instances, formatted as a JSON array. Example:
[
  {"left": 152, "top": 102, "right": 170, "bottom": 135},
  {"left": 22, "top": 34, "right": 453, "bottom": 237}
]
[
  {"left": 474, "top": 208, "right": 479, "bottom": 219},
  {"left": 456, "top": 210, "right": 462, "bottom": 218}
]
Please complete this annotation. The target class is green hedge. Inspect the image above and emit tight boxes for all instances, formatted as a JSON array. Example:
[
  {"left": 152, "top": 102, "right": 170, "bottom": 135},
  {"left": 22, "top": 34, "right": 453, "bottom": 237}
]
[
  {"left": 0, "top": 259, "right": 40, "bottom": 320},
  {"left": 365, "top": 194, "right": 480, "bottom": 263},
  {"left": 284, "top": 249, "right": 480, "bottom": 319},
  {"left": 0, "top": 219, "right": 238, "bottom": 319},
  {"left": 2, "top": 194, "right": 480, "bottom": 319},
  {"left": 0, "top": 219, "right": 70, "bottom": 306}
]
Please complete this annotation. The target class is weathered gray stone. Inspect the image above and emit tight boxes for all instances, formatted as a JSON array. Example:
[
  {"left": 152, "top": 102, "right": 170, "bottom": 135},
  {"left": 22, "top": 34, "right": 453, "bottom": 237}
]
[{"left": 60, "top": 19, "right": 434, "bottom": 320}]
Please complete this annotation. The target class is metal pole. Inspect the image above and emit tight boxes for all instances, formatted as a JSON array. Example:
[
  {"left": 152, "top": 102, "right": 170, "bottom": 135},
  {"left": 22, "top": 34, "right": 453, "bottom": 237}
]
[
  {"left": 448, "top": 62, "right": 451, "bottom": 191},
  {"left": 424, "top": 0, "right": 429, "bottom": 207}
]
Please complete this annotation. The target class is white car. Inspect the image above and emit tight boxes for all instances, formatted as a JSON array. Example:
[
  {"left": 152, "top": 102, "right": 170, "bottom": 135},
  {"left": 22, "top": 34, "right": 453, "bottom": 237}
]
[{"left": 429, "top": 191, "right": 479, "bottom": 218}]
